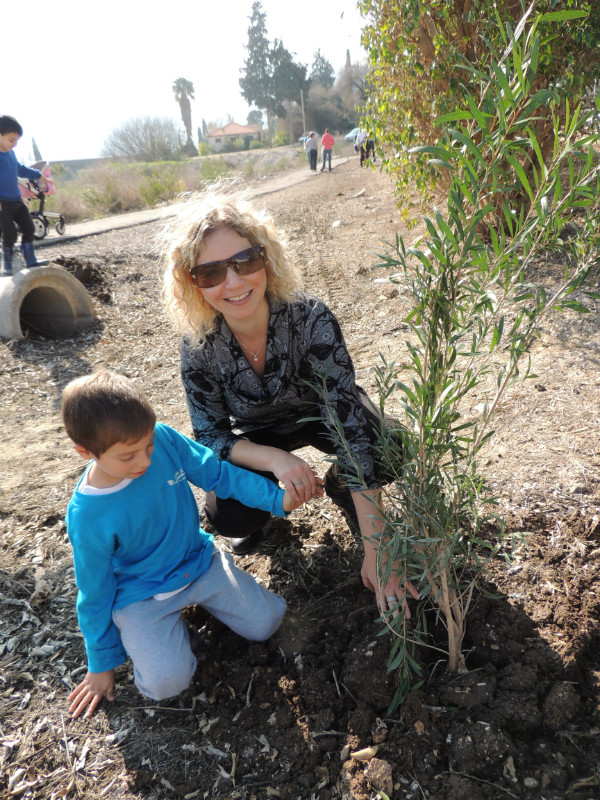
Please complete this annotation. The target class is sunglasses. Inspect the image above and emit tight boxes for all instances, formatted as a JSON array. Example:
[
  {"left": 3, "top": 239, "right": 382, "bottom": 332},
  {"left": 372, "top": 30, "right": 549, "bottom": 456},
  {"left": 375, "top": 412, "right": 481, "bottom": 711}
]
[{"left": 189, "top": 245, "right": 266, "bottom": 288}]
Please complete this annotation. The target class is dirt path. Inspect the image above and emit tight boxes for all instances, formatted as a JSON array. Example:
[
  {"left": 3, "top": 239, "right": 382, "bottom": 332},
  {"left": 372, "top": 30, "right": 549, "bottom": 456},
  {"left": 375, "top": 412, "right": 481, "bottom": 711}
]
[{"left": 1, "top": 157, "right": 599, "bottom": 800}]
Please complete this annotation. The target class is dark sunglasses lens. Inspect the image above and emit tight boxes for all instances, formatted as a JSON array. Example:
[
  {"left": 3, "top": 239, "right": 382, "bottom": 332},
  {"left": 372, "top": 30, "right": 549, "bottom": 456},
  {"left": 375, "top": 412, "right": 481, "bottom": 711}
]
[
  {"left": 191, "top": 247, "right": 264, "bottom": 288},
  {"left": 236, "top": 248, "right": 265, "bottom": 274},
  {"left": 192, "top": 265, "right": 227, "bottom": 288}
]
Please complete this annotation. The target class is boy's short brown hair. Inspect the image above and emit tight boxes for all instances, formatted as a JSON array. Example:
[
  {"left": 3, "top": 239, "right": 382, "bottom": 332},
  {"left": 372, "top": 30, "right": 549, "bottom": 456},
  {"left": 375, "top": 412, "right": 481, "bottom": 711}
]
[{"left": 62, "top": 370, "right": 156, "bottom": 456}]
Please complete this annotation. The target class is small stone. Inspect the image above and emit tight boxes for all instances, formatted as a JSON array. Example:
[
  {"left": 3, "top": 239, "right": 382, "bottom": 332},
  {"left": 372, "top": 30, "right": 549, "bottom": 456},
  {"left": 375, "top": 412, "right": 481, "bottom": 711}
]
[{"left": 365, "top": 758, "right": 393, "bottom": 797}]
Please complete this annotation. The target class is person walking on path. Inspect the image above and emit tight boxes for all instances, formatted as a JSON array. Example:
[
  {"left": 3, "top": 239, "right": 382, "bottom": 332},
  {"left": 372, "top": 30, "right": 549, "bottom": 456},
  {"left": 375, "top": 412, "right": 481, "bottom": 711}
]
[
  {"left": 304, "top": 132, "right": 318, "bottom": 171},
  {"left": 320, "top": 129, "right": 335, "bottom": 172},
  {"left": 0, "top": 115, "right": 49, "bottom": 275}
]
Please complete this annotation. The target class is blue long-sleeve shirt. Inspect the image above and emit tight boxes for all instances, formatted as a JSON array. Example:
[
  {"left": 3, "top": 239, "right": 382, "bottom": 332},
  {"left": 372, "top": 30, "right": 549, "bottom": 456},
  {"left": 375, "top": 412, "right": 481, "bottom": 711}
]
[
  {"left": 0, "top": 150, "right": 41, "bottom": 202},
  {"left": 66, "top": 423, "right": 287, "bottom": 673}
]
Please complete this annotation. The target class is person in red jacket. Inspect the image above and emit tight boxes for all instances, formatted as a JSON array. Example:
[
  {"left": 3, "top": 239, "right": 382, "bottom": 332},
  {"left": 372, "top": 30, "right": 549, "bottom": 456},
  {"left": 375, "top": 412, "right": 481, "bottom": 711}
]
[{"left": 320, "top": 129, "right": 335, "bottom": 172}]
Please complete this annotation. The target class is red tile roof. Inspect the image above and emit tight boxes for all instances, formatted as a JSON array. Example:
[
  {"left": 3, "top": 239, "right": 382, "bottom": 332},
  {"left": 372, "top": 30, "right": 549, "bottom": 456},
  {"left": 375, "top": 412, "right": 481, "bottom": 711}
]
[{"left": 207, "top": 123, "right": 260, "bottom": 138}]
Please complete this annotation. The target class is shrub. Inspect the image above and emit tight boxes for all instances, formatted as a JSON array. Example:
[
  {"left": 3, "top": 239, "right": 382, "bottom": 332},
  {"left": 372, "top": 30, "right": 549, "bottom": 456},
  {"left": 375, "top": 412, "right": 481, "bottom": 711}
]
[
  {"left": 79, "top": 164, "right": 143, "bottom": 216},
  {"left": 273, "top": 132, "right": 290, "bottom": 146},
  {"left": 198, "top": 158, "right": 231, "bottom": 182},
  {"left": 360, "top": 0, "right": 600, "bottom": 213},
  {"left": 331, "top": 5, "right": 600, "bottom": 709},
  {"left": 139, "top": 163, "right": 185, "bottom": 206},
  {"left": 250, "top": 140, "right": 264, "bottom": 150}
]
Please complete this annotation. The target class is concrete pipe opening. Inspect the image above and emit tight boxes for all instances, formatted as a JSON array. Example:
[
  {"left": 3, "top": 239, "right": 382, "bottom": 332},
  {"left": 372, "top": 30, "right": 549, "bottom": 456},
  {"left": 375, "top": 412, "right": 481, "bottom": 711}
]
[{"left": 0, "top": 266, "right": 97, "bottom": 339}]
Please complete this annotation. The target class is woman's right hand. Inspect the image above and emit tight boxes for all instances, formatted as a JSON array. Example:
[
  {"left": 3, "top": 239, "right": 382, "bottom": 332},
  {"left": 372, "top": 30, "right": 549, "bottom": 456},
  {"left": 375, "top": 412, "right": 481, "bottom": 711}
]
[{"left": 270, "top": 450, "right": 321, "bottom": 503}]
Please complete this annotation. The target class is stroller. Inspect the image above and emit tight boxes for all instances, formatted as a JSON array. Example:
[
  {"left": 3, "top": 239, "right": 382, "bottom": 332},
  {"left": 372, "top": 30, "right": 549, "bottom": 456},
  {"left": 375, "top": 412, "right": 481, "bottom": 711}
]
[{"left": 18, "top": 161, "right": 66, "bottom": 239}]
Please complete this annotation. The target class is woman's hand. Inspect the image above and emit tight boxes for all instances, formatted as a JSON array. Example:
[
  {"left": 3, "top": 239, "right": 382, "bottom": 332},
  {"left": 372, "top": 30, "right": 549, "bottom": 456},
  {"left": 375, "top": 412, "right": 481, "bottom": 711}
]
[
  {"left": 282, "top": 471, "right": 324, "bottom": 512},
  {"left": 231, "top": 441, "right": 322, "bottom": 505},
  {"left": 360, "top": 541, "right": 419, "bottom": 619},
  {"left": 353, "top": 490, "right": 419, "bottom": 618},
  {"left": 269, "top": 450, "right": 322, "bottom": 504},
  {"left": 68, "top": 669, "right": 115, "bottom": 719}
]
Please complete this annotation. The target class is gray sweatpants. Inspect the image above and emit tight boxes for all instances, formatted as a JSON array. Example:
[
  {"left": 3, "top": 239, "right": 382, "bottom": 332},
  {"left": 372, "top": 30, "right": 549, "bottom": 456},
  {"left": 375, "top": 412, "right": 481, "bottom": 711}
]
[{"left": 112, "top": 548, "right": 286, "bottom": 701}]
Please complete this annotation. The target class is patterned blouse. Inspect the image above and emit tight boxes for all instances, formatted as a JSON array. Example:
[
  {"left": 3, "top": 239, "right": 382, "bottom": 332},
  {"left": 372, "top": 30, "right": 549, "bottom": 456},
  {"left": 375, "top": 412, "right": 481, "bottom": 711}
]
[{"left": 180, "top": 294, "right": 378, "bottom": 488}]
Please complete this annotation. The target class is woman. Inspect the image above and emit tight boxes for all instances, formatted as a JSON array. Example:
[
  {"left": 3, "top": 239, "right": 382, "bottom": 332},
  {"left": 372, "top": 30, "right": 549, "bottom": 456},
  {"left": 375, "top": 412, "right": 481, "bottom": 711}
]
[{"left": 163, "top": 191, "right": 417, "bottom": 614}]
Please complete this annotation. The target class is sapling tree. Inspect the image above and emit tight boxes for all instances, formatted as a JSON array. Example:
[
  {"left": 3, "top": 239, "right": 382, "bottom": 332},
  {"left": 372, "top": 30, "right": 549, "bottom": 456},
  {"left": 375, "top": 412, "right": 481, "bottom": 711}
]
[{"left": 327, "top": 6, "right": 600, "bottom": 708}]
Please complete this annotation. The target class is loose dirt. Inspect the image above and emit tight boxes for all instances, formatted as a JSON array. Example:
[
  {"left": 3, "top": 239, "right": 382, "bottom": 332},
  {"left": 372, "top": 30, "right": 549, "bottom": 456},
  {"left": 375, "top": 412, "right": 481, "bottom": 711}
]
[{"left": 1, "top": 156, "right": 599, "bottom": 800}]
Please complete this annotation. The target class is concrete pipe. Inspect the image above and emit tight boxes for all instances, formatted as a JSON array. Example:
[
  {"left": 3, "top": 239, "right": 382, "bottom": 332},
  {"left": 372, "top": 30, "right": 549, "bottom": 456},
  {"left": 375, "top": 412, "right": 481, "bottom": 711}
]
[{"left": 0, "top": 266, "right": 97, "bottom": 339}]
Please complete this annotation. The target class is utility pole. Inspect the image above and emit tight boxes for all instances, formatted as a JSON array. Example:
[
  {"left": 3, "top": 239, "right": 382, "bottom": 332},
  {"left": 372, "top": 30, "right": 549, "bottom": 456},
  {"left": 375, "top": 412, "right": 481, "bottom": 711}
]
[{"left": 300, "top": 88, "right": 306, "bottom": 134}]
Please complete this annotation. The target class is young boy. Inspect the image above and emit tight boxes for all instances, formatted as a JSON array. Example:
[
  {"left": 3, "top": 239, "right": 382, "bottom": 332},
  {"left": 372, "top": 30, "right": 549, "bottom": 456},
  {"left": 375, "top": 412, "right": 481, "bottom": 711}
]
[
  {"left": 0, "top": 114, "right": 49, "bottom": 275},
  {"left": 62, "top": 370, "right": 322, "bottom": 719}
]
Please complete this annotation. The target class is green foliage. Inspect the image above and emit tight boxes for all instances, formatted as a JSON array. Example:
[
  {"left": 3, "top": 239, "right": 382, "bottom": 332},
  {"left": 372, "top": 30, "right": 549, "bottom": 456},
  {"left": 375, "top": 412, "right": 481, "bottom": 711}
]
[
  {"left": 198, "top": 158, "right": 230, "bottom": 182},
  {"left": 359, "top": 0, "right": 600, "bottom": 212},
  {"left": 310, "top": 49, "right": 335, "bottom": 88},
  {"left": 172, "top": 77, "right": 195, "bottom": 146},
  {"left": 239, "top": 1, "right": 309, "bottom": 137},
  {"left": 249, "top": 139, "right": 264, "bottom": 150},
  {"left": 334, "top": 7, "right": 600, "bottom": 695},
  {"left": 197, "top": 142, "right": 212, "bottom": 156},
  {"left": 273, "top": 132, "right": 290, "bottom": 146},
  {"left": 139, "top": 164, "right": 185, "bottom": 206},
  {"left": 32, "top": 137, "right": 43, "bottom": 162},
  {"left": 247, "top": 109, "right": 263, "bottom": 126},
  {"left": 80, "top": 164, "right": 140, "bottom": 215}
]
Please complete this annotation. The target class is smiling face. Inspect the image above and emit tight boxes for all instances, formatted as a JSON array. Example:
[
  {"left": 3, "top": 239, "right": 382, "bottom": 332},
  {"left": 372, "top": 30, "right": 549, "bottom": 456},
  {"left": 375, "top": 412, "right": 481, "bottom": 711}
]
[
  {"left": 194, "top": 226, "right": 268, "bottom": 327},
  {"left": 76, "top": 428, "right": 155, "bottom": 489},
  {"left": 0, "top": 131, "right": 20, "bottom": 152}
]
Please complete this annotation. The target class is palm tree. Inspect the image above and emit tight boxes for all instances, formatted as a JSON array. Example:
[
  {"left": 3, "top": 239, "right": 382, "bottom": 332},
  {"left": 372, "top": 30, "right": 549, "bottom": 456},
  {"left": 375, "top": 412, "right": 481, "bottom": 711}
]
[{"left": 172, "top": 77, "right": 195, "bottom": 151}]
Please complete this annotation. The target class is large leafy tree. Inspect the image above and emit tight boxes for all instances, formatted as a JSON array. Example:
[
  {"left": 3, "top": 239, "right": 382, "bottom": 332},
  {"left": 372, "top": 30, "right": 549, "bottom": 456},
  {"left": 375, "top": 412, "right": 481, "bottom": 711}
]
[
  {"left": 272, "top": 41, "right": 310, "bottom": 140},
  {"left": 239, "top": 1, "right": 307, "bottom": 140},
  {"left": 310, "top": 49, "right": 335, "bottom": 88},
  {"left": 247, "top": 109, "right": 263, "bottom": 126},
  {"left": 359, "top": 0, "right": 600, "bottom": 208},
  {"left": 172, "top": 77, "right": 195, "bottom": 152}
]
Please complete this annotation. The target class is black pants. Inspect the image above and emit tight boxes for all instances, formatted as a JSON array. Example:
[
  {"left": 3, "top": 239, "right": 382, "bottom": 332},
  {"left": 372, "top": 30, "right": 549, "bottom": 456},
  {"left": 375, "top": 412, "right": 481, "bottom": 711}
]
[
  {"left": 204, "top": 401, "right": 386, "bottom": 538},
  {"left": 0, "top": 200, "right": 35, "bottom": 247},
  {"left": 308, "top": 149, "right": 318, "bottom": 170}
]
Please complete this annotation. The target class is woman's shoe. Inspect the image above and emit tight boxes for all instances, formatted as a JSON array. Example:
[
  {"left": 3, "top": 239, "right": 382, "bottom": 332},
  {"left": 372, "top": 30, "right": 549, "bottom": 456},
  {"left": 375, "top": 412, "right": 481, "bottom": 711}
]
[{"left": 229, "top": 527, "right": 264, "bottom": 555}]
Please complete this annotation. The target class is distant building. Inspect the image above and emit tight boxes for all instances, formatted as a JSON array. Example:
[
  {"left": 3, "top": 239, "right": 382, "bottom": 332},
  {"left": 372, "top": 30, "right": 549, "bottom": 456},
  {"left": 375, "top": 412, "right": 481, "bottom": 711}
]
[{"left": 206, "top": 123, "right": 262, "bottom": 153}]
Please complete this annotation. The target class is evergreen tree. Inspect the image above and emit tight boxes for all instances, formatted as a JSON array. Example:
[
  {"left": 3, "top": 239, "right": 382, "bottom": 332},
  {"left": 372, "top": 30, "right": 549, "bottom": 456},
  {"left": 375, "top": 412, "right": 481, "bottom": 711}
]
[
  {"left": 239, "top": 1, "right": 307, "bottom": 140},
  {"left": 310, "top": 49, "right": 335, "bottom": 88},
  {"left": 247, "top": 109, "right": 263, "bottom": 126},
  {"left": 32, "top": 138, "right": 43, "bottom": 162}
]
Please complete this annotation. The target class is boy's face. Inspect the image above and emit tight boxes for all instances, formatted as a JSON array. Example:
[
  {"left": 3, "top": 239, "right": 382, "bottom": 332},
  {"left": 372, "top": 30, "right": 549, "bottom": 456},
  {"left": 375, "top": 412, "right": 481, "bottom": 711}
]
[
  {"left": 0, "top": 132, "right": 20, "bottom": 153},
  {"left": 75, "top": 429, "right": 155, "bottom": 488}
]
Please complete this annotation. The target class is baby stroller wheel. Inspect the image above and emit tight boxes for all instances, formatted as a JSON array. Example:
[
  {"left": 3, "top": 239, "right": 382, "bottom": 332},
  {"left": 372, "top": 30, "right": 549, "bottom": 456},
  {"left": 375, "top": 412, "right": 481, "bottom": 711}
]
[
  {"left": 55, "top": 217, "right": 66, "bottom": 236},
  {"left": 31, "top": 213, "right": 48, "bottom": 240}
]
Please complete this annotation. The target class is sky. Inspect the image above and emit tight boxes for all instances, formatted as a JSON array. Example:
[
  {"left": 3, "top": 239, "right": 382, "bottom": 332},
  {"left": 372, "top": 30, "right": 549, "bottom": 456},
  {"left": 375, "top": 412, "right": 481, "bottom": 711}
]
[{"left": 2, "top": 0, "right": 366, "bottom": 163}]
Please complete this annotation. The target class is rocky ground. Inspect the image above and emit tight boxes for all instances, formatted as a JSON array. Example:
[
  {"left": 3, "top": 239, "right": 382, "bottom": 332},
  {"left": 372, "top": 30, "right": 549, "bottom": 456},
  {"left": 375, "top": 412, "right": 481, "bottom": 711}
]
[{"left": 1, "top": 155, "right": 599, "bottom": 800}]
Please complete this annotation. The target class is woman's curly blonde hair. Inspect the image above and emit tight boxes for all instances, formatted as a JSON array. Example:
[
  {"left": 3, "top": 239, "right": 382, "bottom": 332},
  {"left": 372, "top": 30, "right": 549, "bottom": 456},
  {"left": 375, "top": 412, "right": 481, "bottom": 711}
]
[{"left": 162, "top": 188, "right": 301, "bottom": 344}]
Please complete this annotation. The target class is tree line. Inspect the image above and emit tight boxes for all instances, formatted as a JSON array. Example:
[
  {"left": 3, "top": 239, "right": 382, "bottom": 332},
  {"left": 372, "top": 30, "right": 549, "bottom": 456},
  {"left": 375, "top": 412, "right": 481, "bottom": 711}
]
[{"left": 101, "top": 1, "right": 364, "bottom": 162}]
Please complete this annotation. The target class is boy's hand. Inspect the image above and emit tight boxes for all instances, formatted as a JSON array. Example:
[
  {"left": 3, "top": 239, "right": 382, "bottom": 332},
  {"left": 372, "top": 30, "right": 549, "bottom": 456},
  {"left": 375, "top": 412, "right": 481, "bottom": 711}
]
[
  {"left": 282, "top": 473, "right": 323, "bottom": 513},
  {"left": 68, "top": 669, "right": 115, "bottom": 719}
]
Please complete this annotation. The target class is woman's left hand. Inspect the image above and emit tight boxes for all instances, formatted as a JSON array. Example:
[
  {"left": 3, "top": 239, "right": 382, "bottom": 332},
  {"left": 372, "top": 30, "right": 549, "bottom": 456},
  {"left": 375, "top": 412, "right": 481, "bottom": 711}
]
[
  {"left": 360, "top": 546, "right": 419, "bottom": 619},
  {"left": 353, "top": 489, "right": 420, "bottom": 618}
]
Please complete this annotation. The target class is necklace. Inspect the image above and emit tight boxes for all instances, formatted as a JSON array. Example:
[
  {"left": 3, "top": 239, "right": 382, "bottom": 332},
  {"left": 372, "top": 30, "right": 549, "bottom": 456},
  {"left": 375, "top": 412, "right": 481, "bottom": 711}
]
[{"left": 237, "top": 334, "right": 267, "bottom": 362}]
